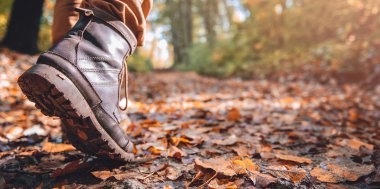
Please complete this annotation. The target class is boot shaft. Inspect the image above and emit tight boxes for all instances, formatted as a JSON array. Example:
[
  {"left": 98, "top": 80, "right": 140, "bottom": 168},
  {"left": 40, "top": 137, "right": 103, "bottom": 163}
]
[{"left": 51, "top": 8, "right": 137, "bottom": 69}]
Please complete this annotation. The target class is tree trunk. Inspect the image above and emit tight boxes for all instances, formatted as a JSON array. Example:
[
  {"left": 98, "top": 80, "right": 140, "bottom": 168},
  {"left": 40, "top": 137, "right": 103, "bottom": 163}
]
[
  {"left": 166, "top": 0, "right": 193, "bottom": 66},
  {"left": 202, "top": 0, "right": 218, "bottom": 46},
  {"left": 222, "top": 0, "right": 234, "bottom": 27},
  {"left": 1, "top": 0, "right": 44, "bottom": 54},
  {"left": 167, "top": 0, "right": 182, "bottom": 65},
  {"left": 181, "top": 0, "right": 193, "bottom": 65}
]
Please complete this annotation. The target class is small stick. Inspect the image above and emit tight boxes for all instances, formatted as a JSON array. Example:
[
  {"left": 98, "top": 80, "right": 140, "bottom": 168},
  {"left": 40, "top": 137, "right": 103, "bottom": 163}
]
[{"left": 199, "top": 172, "right": 217, "bottom": 188}]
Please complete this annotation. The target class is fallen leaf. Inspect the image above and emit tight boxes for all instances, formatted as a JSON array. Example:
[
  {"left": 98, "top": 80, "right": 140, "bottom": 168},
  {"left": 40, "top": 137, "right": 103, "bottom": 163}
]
[
  {"left": 168, "top": 145, "right": 187, "bottom": 159},
  {"left": 250, "top": 172, "right": 277, "bottom": 188},
  {"left": 337, "top": 139, "right": 374, "bottom": 153},
  {"left": 171, "top": 136, "right": 191, "bottom": 146},
  {"left": 243, "top": 158, "right": 260, "bottom": 173},
  {"left": 208, "top": 179, "right": 239, "bottom": 189},
  {"left": 266, "top": 165, "right": 307, "bottom": 183},
  {"left": 232, "top": 145, "right": 251, "bottom": 157},
  {"left": 0, "top": 151, "right": 12, "bottom": 158},
  {"left": 311, "top": 158, "right": 375, "bottom": 183},
  {"left": 195, "top": 157, "right": 235, "bottom": 177},
  {"left": 212, "top": 134, "right": 238, "bottom": 146},
  {"left": 51, "top": 159, "right": 90, "bottom": 178},
  {"left": 19, "top": 149, "right": 39, "bottom": 156},
  {"left": 231, "top": 158, "right": 260, "bottom": 175},
  {"left": 92, "top": 170, "right": 113, "bottom": 180},
  {"left": 42, "top": 141, "right": 76, "bottom": 153},
  {"left": 275, "top": 154, "right": 312, "bottom": 164},
  {"left": 208, "top": 179, "right": 222, "bottom": 189},
  {"left": 150, "top": 162, "right": 168, "bottom": 173},
  {"left": 140, "top": 120, "right": 161, "bottom": 128},
  {"left": 147, "top": 146, "right": 162, "bottom": 155},
  {"left": 163, "top": 185, "right": 174, "bottom": 189},
  {"left": 260, "top": 152, "right": 276, "bottom": 160},
  {"left": 166, "top": 166, "right": 183, "bottom": 180},
  {"left": 113, "top": 172, "right": 146, "bottom": 181},
  {"left": 227, "top": 108, "right": 241, "bottom": 121},
  {"left": 231, "top": 160, "right": 248, "bottom": 175},
  {"left": 127, "top": 123, "right": 143, "bottom": 137}
]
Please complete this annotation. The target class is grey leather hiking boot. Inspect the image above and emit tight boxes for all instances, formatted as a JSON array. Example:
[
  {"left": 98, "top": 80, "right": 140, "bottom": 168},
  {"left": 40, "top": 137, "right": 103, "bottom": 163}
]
[{"left": 17, "top": 8, "right": 136, "bottom": 161}]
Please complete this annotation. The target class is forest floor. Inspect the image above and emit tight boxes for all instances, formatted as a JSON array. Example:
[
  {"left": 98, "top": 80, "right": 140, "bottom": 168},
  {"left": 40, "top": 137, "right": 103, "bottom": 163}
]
[{"left": 0, "top": 50, "right": 380, "bottom": 189}]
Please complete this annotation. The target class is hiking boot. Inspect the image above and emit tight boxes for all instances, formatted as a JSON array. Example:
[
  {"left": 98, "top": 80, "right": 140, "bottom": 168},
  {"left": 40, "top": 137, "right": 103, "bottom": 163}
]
[{"left": 17, "top": 8, "right": 136, "bottom": 161}]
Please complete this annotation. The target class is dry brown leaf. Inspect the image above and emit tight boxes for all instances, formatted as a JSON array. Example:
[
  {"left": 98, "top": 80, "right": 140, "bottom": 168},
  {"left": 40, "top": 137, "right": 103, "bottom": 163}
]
[
  {"left": 208, "top": 179, "right": 222, "bottom": 189},
  {"left": 212, "top": 134, "right": 238, "bottom": 146},
  {"left": 260, "top": 152, "right": 275, "bottom": 160},
  {"left": 257, "top": 144, "right": 272, "bottom": 153},
  {"left": 42, "top": 141, "right": 76, "bottom": 153},
  {"left": 92, "top": 171, "right": 113, "bottom": 180},
  {"left": 163, "top": 185, "right": 174, "bottom": 189},
  {"left": 19, "top": 149, "right": 39, "bottom": 156},
  {"left": 140, "top": 120, "right": 161, "bottom": 128},
  {"left": 113, "top": 172, "right": 146, "bottom": 181},
  {"left": 325, "top": 145, "right": 357, "bottom": 158},
  {"left": 166, "top": 166, "right": 183, "bottom": 180},
  {"left": 195, "top": 157, "right": 236, "bottom": 177},
  {"left": 311, "top": 158, "right": 375, "bottom": 183},
  {"left": 231, "top": 158, "right": 260, "bottom": 175},
  {"left": 337, "top": 139, "right": 374, "bottom": 153},
  {"left": 244, "top": 158, "right": 260, "bottom": 173},
  {"left": 0, "top": 151, "right": 12, "bottom": 158},
  {"left": 249, "top": 172, "right": 277, "bottom": 188},
  {"left": 151, "top": 163, "right": 168, "bottom": 171},
  {"left": 232, "top": 145, "right": 251, "bottom": 157},
  {"left": 170, "top": 136, "right": 191, "bottom": 146},
  {"left": 208, "top": 179, "right": 239, "bottom": 189},
  {"left": 147, "top": 146, "right": 162, "bottom": 155},
  {"left": 168, "top": 145, "right": 187, "bottom": 159},
  {"left": 125, "top": 123, "right": 143, "bottom": 137},
  {"left": 266, "top": 165, "right": 307, "bottom": 183},
  {"left": 231, "top": 160, "right": 248, "bottom": 175},
  {"left": 227, "top": 108, "right": 241, "bottom": 121},
  {"left": 275, "top": 154, "right": 312, "bottom": 164},
  {"left": 51, "top": 159, "right": 90, "bottom": 178}
]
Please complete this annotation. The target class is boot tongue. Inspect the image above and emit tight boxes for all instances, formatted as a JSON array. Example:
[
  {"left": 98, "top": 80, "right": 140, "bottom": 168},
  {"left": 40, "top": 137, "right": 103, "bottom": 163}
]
[{"left": 118, "top": 61, "right": 128, "bottom": 111}]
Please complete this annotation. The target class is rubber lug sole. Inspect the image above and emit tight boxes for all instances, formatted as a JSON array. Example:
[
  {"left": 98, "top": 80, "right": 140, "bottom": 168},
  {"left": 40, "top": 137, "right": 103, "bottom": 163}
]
[{"left": 17, "top": 64, "right": 134, "bottom": 162}]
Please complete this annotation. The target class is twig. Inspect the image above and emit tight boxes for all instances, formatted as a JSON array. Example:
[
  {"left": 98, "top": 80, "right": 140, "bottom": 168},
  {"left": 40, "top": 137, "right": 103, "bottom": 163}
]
[
  {"left": 199, "top": 172, "right": 217, "bottom": 188},
  {"left": 130, "top": 156, "right": 161, "bottom": 164},
  {"left": 188, "top": 171, "right": 204, "bottom": 187},
  {"left": 143, "top": 162, "right": 168, "bottom": 180},
  {"left": 263, "top": 167, "right": 306, "bottom": 174}
]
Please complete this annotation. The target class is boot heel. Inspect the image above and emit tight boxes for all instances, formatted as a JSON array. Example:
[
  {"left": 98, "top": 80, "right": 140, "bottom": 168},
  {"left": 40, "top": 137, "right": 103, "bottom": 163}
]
[{"left": 17, "top": 63, "right": 86, "bottom": 118}]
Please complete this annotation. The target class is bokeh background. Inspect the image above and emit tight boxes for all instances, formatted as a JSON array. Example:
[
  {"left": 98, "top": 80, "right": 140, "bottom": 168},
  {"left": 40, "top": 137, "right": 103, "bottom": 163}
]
[{"left": 1, "top": 0, "right": 380, "bottom": 81}]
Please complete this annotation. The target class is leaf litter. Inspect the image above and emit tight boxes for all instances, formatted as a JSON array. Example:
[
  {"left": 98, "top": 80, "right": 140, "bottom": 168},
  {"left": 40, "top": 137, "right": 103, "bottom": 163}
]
[{"left": 0, "top": 50, "right": 379, "bottom": 188}]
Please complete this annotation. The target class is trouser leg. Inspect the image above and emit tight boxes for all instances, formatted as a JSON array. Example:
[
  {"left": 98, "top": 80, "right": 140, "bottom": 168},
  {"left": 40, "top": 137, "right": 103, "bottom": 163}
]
[
  {"left": 52, "top": 0, "right": 82, "bottom": 45},
  {"left": 81, "top": 0, "right": 152, "bottom": 46}
]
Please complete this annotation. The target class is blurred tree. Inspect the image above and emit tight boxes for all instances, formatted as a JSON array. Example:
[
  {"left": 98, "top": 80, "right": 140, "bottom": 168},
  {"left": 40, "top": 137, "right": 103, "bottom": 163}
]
[
  {"left": 165, "top": 0, "right": 193, "bottom": 65},
  {"left": 200, "top": 0, "right": 219, "bottom": 46},
  {"left": 1, "top": 0, "right": 44, "bottom": 54}
]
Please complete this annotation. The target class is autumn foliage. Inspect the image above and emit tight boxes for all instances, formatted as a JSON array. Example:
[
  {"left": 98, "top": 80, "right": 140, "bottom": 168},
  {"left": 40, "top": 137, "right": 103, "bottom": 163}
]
[{"left": 0, "top": 50, "right": 379, "bottom": 188}]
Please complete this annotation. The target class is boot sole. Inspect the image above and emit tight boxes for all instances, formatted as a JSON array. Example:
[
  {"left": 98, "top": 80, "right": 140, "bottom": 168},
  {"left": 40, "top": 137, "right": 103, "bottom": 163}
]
[{"left": 18, "top": 64, "right": 134, "bottom": 162}]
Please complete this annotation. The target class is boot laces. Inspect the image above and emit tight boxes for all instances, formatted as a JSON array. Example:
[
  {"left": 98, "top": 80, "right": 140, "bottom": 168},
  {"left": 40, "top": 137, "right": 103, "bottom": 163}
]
[{"left": 118, "top": 61, "right": 128, "bottom": 111}]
